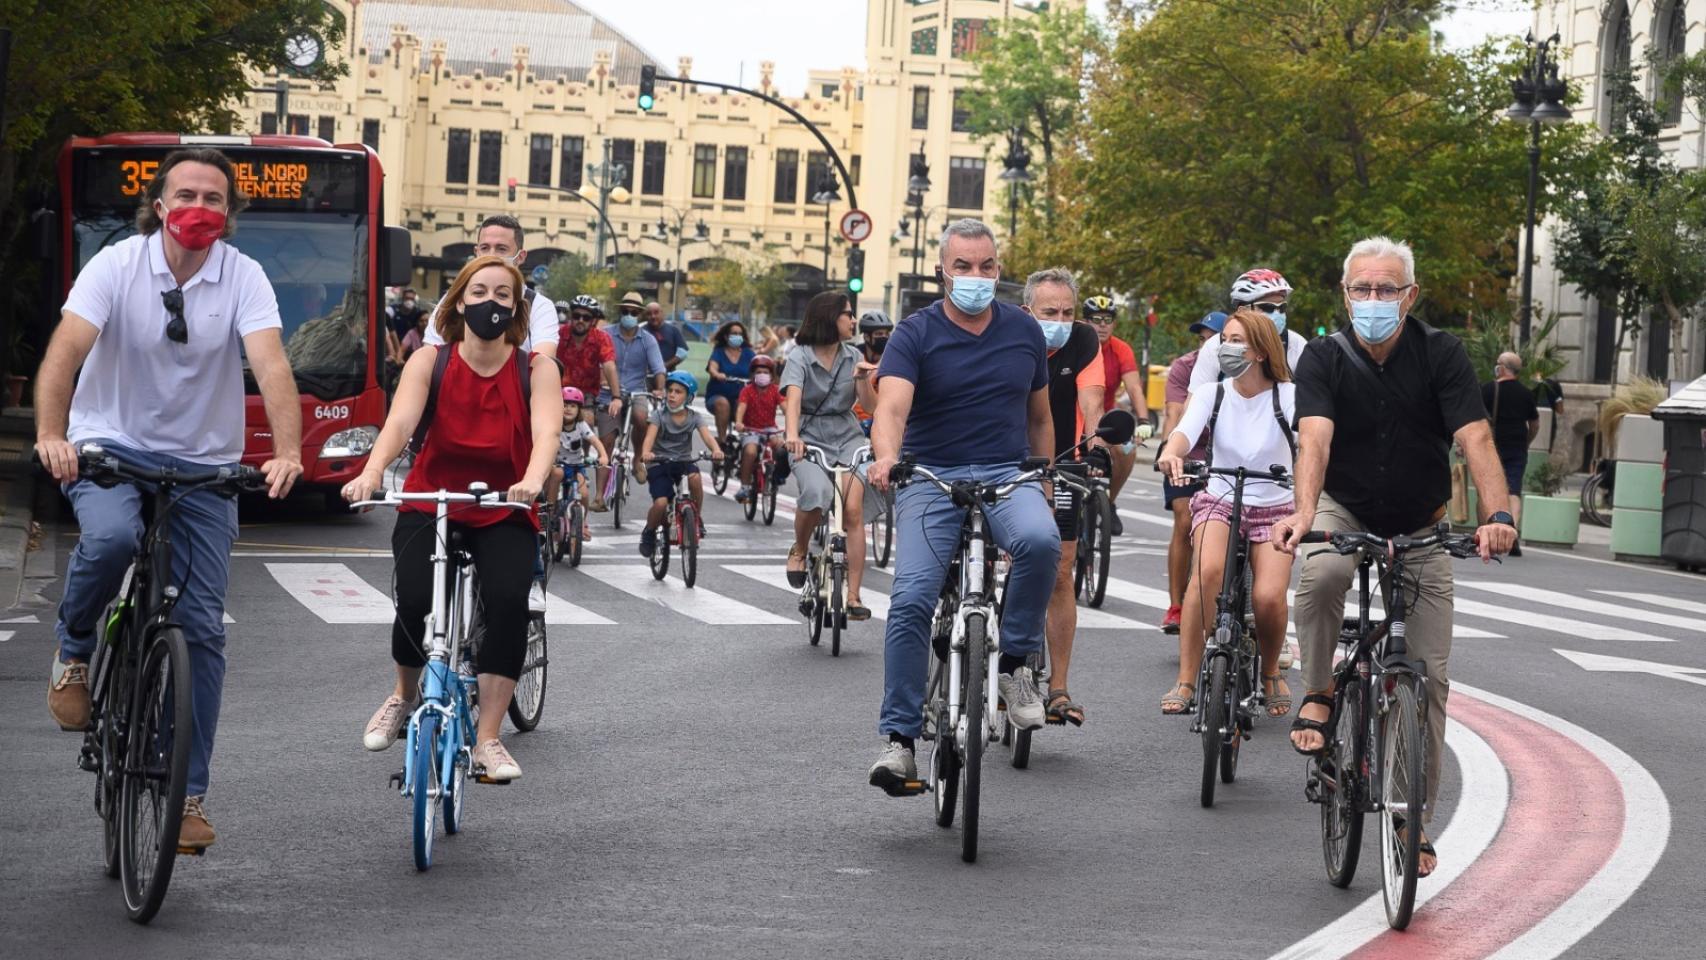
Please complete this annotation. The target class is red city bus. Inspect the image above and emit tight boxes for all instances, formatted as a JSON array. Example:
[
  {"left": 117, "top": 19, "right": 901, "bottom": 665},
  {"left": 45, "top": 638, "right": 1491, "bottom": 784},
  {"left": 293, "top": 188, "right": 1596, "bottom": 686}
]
[{"left": 54, "top": 133, "right": 411, "bottom": 508}]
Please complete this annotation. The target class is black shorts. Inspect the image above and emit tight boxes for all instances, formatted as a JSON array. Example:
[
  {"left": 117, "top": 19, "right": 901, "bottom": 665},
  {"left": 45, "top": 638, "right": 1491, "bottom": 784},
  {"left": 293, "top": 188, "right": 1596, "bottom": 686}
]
[
  {"left": 1163, "top": 477, "right": 1203, "bottom": 509},
  {"left": 1054, "top": 480, "right": 1081, "bottom": 540}
]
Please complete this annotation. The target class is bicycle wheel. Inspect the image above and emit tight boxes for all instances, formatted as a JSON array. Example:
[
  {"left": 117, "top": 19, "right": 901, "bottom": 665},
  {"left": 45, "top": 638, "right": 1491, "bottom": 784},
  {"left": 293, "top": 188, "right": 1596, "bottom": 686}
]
[
  {"left": 1073, "top": 524, "right": 1089, "bottom": 599},
  {"left": 1086, "top": 491, "right": 1113, "bottom": 608},
  {"left": 712, "top": 454, "right": 730, "bottom": 495},
  {"left": 119, "top": 627, "right": 192, "bottom": 923},
  {"left": 1221, "top": 654, "right": 1247, "bottom": 785},
  {"left": 547, "top": 503, "right": 566, "bottom": 563},
  {"left": 91, "top": 629, "right": 126, "bottom": 879},
  {"left": 871, "top": 500, "right": 894, "bottom": 568},
  {"left": 680, "top": 504, "right": 699, "bottom": 588},
  {"left": 804, "top": 558, "right": 824, "bottom": 646},
  {"left": 1011, "top": 725, "right": 1033, "bottom": 770},
  {"left": 412, "top": 712, "right": 439, "bottom": 871},
  {"left": 829, "top": 562, "right": 844, "bottom": 657},
  {"left": 1323, "top": 681, "right": 1365, "bottom": 888},
  {"left": 1581, "top": 472, "right": 1612, "bottom": 527},
  {"left": 762, "top": 471, "right": 779, "bottom": 526},
  {"left": 960, "top": 612, "right": 987, "bottom": 863},
  {"left": 1200, "top": 655, "right": 1229, "bottom": 808},
  {"left": 567, "top": 502, "right": 586, "bottom": 568},
  {"left": 649, "top": 528, "right": 670, "bottom": 580},
  {"left": 443, "top": 732, "right": 466, "bottom": 835},
  {"left": 507, "top": 615, "right": 548, "bottom": 732},
  {"left": 744, "top": 470, "right": 760, "bottom": 520},
  {"left": 1379, "top": 675, "right": 1427, "bottom": 930},
  {"left": 612, "top": 470, "right": 626, "bottom": 529}
]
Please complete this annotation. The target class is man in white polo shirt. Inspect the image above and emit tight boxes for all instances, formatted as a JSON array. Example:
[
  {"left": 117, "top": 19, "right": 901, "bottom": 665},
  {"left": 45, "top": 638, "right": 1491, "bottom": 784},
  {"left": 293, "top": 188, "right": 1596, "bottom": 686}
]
[
  {"left": 34, "top": 148, "right": 304, "bottom": 851},
  {"left": 424, "top": 214, "right": 559, "bottom": 356}
]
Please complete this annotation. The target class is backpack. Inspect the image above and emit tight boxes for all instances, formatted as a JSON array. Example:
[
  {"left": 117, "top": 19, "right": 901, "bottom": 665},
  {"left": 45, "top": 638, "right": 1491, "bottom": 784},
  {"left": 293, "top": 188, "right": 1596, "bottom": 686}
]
[
  {"left": 1202, "top": 381, "right": 1296, "bottom": 471},
  {"left": 408, "top": 345, "right": 533, "bottom": 455}
]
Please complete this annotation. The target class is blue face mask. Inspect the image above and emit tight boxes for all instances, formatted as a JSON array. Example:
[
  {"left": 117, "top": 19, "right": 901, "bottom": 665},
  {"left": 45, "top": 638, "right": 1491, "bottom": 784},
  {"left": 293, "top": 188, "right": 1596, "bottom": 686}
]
[
  {"left": 1037, "top": 320, "right": 1073, "bottom": 351},
  {"left": 1349, "top": 299, "right": 1402, "bottom": 344},
  {"left": 948, "top": 275, "right": 997, "bottom": 314},
  {"left": 728, "top": 334, "right": 744, "bottom": 348},
  {"left": 1269, "top": 311, "right": 1288, "bottom": 334},
  {"left": 619, "top": 314, "right": 639, "bottom": 331}
]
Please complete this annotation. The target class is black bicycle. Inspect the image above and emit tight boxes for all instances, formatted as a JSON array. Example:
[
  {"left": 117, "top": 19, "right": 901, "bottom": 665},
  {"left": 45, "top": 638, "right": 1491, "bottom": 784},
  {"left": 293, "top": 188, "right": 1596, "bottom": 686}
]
[
  {"left": 1059, "top": 465, "right": 1112, "bottom": 608},
  {"left": 57, "top": 443, "right": 264, "bottom": 923},
  {"left": 1168, "top": 460, "right": 1291, "bottom": 808},
  {"left": 1299, "top": 523, "right": 1481, "bottom": 930}
]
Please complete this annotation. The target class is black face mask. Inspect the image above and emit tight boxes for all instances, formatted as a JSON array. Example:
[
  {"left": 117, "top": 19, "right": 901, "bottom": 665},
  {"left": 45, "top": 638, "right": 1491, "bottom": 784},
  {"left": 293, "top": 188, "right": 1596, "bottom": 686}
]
[
  {"left": 867, "top": 336, "right": 888, "bottom": 357},
  {"left": 463, "top": 299, "right": 512, "bottom": 341}
]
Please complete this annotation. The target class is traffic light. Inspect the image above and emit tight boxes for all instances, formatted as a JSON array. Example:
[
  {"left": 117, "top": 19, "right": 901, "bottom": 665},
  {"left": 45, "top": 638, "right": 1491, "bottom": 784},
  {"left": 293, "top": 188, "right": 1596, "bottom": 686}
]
[
  {"left": 638, "top": 65, "right": 656, "bottom": 111},
  {"left": 507, "top": 177, "right": 517, "bottom": 202},
  {"left": 1314, "top": 323, "right": 1328, "bottom": 338},
  {"left": 846, "top": 246, "right": 865, "bottom": 294}
]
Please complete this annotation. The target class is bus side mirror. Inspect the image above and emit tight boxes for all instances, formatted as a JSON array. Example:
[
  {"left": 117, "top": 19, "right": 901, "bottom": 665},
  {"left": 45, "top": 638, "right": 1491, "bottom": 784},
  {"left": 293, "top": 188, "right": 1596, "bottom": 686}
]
[{"left": 380, "top": 226, "right": 412, "bottom": 287}]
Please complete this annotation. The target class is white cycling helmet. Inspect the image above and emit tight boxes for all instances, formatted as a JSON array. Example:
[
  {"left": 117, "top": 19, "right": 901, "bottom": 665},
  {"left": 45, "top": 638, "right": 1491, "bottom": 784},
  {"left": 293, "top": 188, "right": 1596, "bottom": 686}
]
[{"left": 1229, "top": 268, "right": 1292, "bottom": 306}]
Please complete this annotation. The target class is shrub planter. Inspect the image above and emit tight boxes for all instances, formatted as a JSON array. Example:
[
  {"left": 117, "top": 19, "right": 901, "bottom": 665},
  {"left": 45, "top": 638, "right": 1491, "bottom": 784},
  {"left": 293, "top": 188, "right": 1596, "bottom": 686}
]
[{"left": 1521, "top": 494, "right": 1580, "bottom": 546}]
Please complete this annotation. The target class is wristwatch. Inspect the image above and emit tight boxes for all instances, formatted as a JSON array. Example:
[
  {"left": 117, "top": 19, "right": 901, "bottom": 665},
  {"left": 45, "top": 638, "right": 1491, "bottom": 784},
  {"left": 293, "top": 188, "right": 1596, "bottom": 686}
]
[{"left": 1487, "top": 510, "right": 1515, "bottom": 526}]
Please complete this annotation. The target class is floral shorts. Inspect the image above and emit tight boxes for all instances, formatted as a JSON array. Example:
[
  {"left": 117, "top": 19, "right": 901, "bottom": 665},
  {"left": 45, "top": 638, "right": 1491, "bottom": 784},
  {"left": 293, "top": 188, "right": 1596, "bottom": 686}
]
[{"left": 1188, "top": 492, "right": 1295, "bottom": 544}]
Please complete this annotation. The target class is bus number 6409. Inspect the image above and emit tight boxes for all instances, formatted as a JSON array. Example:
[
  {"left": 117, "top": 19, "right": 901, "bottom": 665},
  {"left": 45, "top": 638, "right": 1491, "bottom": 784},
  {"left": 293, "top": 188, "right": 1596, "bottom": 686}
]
[{"left": 314, "top": 404, "right": 350, "bottom": 421}]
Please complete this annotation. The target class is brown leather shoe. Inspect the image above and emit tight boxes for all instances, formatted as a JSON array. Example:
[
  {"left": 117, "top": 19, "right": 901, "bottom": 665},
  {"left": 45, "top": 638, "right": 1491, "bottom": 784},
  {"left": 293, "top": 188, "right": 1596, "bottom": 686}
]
[
  {"left": 48, "top": 656, "right": 91, "bottom": 731},
  {"left": 179, "top": 796, "right": 215, "bottom": 852}
]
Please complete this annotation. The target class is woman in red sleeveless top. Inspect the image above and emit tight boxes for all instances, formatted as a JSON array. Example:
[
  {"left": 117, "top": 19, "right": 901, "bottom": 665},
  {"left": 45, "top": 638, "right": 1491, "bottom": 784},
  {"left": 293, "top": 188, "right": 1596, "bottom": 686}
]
[{"left": 342, "top": 256, "right": 562, "bottom": 781}]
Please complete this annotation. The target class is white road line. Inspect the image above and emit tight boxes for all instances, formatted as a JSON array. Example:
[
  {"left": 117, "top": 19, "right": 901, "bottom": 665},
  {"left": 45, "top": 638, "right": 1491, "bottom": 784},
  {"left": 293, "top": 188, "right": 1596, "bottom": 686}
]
[
  {"left": 1116, "top": 508, "right": 1175, "bottom": 529},
  {"left": 722, "top": 564, "right": 890, "bottom": 620},
  {"left": 1464, "top": 683, "right": 1670, "bottom": 960},
  {"left": 1461, "top": 581, "right": 1701, "bottom": 635},
  {"left": 266, "top": 562, "right": 396, "bottom": 624},
  {"left": 1593, "top": 590, "right": 1706, "bottom": 617},
  {"left": 578, "top": 565, "right": 792, "bottom": 624},
  {"left": 0, "top": 631, "right": 12, "bottom": 643},
  {"left": 1, "top": 614, "right": 39, "bottom": 623},
  {"left": 1451, "top": 596, "right": 1666, "bottom": 643},
  {"left": 1101, "top": 575, "right": 1174, "bottom": 610},
  {"left": 540, "top": 583, "right": 615, "bottom": 625},
  {"left": 1266, "top": 719, "right": 1508, "bottom": 960},
  {"left": 1282, "top": 591, "right": 1505, "bottom": 640}
]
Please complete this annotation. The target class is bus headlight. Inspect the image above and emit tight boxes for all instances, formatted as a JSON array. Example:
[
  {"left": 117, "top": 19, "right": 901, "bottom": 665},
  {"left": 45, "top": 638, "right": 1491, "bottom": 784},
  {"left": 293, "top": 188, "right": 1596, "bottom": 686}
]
[{"left": 321, "top": 426, "right": 380, "bottom": 459}]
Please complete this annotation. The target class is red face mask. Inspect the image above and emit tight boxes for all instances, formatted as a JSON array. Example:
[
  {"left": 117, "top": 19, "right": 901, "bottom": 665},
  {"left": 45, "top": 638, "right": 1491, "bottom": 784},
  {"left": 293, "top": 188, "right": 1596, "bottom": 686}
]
[{"left": 163, "top": 205, "right": 226, "bottom": 251}]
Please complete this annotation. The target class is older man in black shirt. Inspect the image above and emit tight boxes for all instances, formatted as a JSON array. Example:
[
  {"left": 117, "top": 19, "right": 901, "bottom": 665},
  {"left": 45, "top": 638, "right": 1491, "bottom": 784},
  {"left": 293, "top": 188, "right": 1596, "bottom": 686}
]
[{"left": 1272, "top": 236, "right": 1516, "bottom": 878}]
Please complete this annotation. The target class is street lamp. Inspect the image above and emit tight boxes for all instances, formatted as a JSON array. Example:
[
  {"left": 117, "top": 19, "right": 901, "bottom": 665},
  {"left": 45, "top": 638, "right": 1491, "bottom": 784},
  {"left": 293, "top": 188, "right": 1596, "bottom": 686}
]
[
  {"left": 653, "top": 203, "right": 711, "bottom": 321},
  {"left": 906, "top": 149, "right": 933, "bottom": 280},
  {"left": 998, "top": 128, "right": 1032, "bottom": 241},
  {"left": 583, "top": 140, "right": 631, "bottom": 269},
  {"left": 811, "top": 173, "right": 842, "bottom": 290},
  {"left": 1505, "top": 32, "right": 1571, "bottom": 346}
]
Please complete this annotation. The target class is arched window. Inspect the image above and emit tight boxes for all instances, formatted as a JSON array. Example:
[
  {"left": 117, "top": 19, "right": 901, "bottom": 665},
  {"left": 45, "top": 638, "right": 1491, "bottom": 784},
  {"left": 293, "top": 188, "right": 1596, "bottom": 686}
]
[
  {"left": 1655, "top": 0, "right": 1689, "bottom": 126},
  {"left": 1602, "top": 1, "right": 1634, "bottom": 131}
]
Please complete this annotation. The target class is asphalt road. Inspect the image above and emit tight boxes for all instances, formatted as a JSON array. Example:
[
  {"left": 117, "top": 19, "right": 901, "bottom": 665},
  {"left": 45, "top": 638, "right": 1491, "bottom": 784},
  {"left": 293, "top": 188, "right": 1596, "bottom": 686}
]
[{"left": 2, "top": 464, "right": 1701, "bottom": 959}]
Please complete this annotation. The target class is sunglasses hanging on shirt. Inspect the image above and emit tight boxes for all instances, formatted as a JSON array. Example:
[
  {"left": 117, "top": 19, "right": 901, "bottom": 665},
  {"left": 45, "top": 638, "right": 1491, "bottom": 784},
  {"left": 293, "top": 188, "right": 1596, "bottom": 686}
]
[{"left": 160, "top": 288, "right": 188, "bottom": 344}]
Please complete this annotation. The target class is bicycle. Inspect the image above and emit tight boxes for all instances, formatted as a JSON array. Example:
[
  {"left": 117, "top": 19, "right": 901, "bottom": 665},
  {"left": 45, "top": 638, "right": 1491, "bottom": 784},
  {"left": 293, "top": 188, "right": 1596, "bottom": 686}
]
[
  {"left": 1168, "top": 460, "right": 1291, "bottom": 808},
  {"left": 1299, "top": 523, "right": 1482, "bottom": 930},
  {"left": 56, "top": 443, "right": 264, "bottom": 923},
  {"left": 601, "top": 391, "right": 658, "bottom": 529},
  {"left": 741, "top": 433, "right": 783, "bottom": 526},
  {"left": 710, "top": 376, "right": 749, "bottom": 496},
  {"left": 547, "top": 460, "right": 596, "bottom": 567},
  {"left": 797, "top": 444, "right": 871, "bottom": 657},
  {"left": 648, "top": 453, "right": 716, "bottom": 587},
  {"left": 869, "top": 489, "right": 894, "bottom": 568},
  {"left": 354, "top": 483, "right": 534, "bottom": 871},
  {"left": 1058, "top": 464, "right": 1113, "bottom": 608},
  {"left": 1580, "top": 457, "right": 1615, "bottom": 527}
]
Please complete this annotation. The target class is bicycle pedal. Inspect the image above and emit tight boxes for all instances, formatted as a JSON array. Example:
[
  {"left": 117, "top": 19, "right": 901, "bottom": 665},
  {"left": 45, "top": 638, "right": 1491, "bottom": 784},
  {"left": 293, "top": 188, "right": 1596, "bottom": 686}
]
[
  {"left": 472, "top": 767, "right": 513, "bottom": 785},
  {"left": 881, "top": 779, "right": 929, "bottom": 798},
  {"left": 388, "top": 771, "right": 405, "bottom": 790},
  {"left": 175, "top": 845, "right": 206, "bottom": 857}
]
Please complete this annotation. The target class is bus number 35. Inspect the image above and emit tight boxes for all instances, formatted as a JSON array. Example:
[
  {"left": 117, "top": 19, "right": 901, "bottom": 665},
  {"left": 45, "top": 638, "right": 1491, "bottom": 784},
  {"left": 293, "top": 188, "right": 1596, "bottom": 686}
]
[{"left": 314, "top": 405, "right": 350, "bottom": 421}]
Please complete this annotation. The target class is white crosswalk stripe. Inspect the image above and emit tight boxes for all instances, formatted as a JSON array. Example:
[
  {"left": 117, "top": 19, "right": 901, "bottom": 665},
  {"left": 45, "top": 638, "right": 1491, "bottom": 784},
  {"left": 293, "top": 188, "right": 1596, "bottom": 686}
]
[
  {"left": 1116, "top": 508, "right": 1175, "bottom": 529},
  {"left": 1281, "top": 590, "right": 1505, "bottom": 640},
  {"left": 577, "top": 565, "right": 793, "bottom": 624},
  {"left": 722, "top": 564, "right": 889, "bottom": 620},
  {"left": 267, "top": 562, "right": 396, "bottom": 623},
  {"left": 540, "top": 584, "right": 615, "bottom": 625},
  {"left": 1593, "top": 590, "right": 1706, "bottom": 618},
  {"left": 1459, "top": 581, "right": 1696, "bottom": 636}
]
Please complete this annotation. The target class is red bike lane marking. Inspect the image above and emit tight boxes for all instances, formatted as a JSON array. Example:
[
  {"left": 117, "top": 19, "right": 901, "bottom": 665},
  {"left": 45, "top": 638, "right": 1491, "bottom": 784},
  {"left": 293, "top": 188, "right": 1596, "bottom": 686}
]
[{"left": 1345, "top": 692, "right": 1624, "bottom": 960}]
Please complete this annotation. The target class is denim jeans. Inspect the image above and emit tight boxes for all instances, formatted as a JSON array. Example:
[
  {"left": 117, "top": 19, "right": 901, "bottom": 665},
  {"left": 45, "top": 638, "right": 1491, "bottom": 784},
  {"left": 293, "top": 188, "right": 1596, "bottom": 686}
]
[
  {"left": 55, "top": 440, "right": 240, "bottom": 798},
  {"left": 879, "top": 463, "right": 1059, "bottom": 738}
]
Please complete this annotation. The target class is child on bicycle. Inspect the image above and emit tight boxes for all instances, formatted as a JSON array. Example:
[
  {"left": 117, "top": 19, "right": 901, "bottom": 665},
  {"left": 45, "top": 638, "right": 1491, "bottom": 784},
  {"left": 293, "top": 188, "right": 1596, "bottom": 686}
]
[
  {"left": 734, "top": 355, "right": 789, "bottom": 503},
  {"left": 638, "top": 371, "right": 723, "bottom": 559},
  {"left": 546, "top": 386, "right": 607, "bottom": 540},
  {"left": 1155, "top": 307, "right": 1297, "bottom": 720}
]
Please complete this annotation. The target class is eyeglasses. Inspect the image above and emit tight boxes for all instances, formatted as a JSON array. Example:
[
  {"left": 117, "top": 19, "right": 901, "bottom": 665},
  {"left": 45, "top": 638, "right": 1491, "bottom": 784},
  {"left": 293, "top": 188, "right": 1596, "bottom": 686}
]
[
  {"left": 160, "top": 288, "right": 188, "bottom": 344},
  {"left": 1245, "top": 301, "right": 1288, "bottom": 315},
  {"left": 569, "top": 312, "right": 595, "bottom": 322},
  {"left": 619, "top": 309, "right": 642, "bottom": 317},
  {"left": 838, "top": 310, "right": 855, "bottom": 319},
  {"left": 1343, "top": 283, "right": 1412, "bottom": 302},
  {"left": 1087, "top": 316, "right": 1116, "bottom": 325}
]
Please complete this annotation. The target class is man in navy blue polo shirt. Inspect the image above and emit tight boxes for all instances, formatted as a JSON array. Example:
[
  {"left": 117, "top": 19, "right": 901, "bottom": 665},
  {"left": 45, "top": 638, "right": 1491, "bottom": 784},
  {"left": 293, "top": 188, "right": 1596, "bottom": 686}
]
[{"left": 866, "top": 218, "right": 1058, "bottom": 792}]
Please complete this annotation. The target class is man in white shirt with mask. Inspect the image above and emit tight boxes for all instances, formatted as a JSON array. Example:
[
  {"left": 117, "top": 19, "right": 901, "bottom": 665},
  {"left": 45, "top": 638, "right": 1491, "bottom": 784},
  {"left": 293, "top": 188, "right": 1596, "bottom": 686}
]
[{"left": 425, "top": 214, "right": 558, "bottom": 357}]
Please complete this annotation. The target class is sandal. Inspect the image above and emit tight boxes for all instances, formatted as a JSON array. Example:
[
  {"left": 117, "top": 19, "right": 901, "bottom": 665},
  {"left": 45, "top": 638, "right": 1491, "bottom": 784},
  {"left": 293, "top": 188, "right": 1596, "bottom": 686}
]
[
  {"left": 1290, "top": 692, "right": 1334, "bottom": 755},
  {"left": 1263, "top": 673, "right": 1293, "bottom": 717},
  {"left": 1045, "top": 689, "right": 1085, "bottom": 727},
  {"left": 786, "top": 544, "right": 808, "bottom": 588},
  {"left": 1392, "top": 816, "right": 1438, "bottom": 878},
  {"left": 846, "top": 600, "right": 871, "bottom": 621},
  {"left": 1160, "top": 682, "right": 1194, "bottom": 715}
]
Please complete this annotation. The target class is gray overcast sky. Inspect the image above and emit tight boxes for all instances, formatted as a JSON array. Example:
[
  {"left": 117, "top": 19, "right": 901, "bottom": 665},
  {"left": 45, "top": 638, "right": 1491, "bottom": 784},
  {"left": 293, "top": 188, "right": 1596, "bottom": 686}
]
[{"left": 576, "top": 1, "right": 1534, "bottom": 96}]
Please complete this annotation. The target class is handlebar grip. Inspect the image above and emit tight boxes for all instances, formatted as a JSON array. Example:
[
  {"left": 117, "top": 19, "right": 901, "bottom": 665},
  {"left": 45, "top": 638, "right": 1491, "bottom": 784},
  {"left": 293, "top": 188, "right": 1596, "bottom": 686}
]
[{"left": 1297, "top": 531, "right": 1332, "bottom": 544}]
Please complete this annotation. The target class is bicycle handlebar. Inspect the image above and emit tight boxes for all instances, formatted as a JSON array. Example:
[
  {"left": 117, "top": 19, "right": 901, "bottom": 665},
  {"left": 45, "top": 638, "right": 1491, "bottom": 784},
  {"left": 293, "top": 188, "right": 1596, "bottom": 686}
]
[
  {"left": 1298, "top": 523, "right": 1482, "bottom": 560},
  {"left": 1159, "top": 459, "right": 1293, "bottom": 486},
  {"left": 800, "top": 443, "right": 872, "bottom": 470},
  {"left": 45, "top": 444, "right": 268, "bottom": 494},
  {"left": 891, "top": 461, "right": 1047, "bottom": 506},
  {"left": 352, "top": 488, "right": 535, "bottom": 511}
]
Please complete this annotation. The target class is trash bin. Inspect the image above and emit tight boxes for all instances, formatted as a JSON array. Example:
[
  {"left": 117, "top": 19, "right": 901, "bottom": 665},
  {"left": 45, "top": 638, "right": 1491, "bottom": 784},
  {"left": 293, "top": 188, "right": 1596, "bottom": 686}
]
[{"left": 1651, "top": 374, "right": 1706, "bottom": 570}]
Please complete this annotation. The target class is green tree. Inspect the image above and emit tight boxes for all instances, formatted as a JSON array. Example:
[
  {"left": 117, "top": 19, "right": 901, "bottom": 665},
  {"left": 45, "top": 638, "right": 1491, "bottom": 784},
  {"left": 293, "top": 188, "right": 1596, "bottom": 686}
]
[
  {"left": 536, "top": 251, "right": 645, "bottom": 311},
  {"left": 687, "top": 252, "right": 788, "bottom": 323},
  {"left": 0, "top": 0, "right": 344, "bottom": 379},
  {"left": 960, "top": 5, "right": 1105, "bottom": 226},
  {"left": 1021, "top": 0, "right": 1594, "bottom": 338}
]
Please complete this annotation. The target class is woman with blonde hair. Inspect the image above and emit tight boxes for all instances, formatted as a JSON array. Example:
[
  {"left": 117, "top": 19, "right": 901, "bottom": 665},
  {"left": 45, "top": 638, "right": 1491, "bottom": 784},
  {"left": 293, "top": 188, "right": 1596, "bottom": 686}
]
[
  {"left": 1155, "top": 307, "right": 1298, "bottom": 719},
  {"left": 342, "top": 255, "right": 562, "bottom": 781}
]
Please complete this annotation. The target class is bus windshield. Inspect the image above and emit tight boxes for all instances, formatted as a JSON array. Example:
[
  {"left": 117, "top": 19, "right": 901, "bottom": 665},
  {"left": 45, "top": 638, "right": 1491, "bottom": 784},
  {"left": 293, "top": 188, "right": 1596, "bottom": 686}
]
[{"left": 70, "top": 211, "right": 371, "bottom": 401}]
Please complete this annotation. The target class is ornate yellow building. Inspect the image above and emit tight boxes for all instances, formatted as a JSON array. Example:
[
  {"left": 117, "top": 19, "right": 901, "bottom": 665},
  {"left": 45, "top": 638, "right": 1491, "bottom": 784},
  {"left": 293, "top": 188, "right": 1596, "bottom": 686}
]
[{"left": 238, "top": 0, "right": 1067, "bottom": 319}]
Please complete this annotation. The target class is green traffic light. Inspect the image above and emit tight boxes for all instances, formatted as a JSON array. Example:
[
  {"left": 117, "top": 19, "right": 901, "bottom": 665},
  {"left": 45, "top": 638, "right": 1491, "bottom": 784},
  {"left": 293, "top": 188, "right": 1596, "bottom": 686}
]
[
  {"left": 1314, "top": 325, "right": 1328, "bottom": 337},
  {"left": 848, "top": 277, "right": 864, "bottom": 294},
  {"left": 638, "top": 93, "right": 654, "bottom": 111}
]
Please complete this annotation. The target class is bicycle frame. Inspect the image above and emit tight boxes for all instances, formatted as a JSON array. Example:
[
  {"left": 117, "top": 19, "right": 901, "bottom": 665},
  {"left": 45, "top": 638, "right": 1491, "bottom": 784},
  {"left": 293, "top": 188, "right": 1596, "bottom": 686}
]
[{"left": 946, "top": 500, "right": 1002, "bottom": 752}]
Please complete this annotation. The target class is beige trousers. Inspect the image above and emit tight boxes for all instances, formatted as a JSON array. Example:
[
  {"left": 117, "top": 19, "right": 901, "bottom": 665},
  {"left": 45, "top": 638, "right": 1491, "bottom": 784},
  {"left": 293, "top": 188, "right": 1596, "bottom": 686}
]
[{"left": 1295, "top": 493, "right": 1453, "bottom": 823}]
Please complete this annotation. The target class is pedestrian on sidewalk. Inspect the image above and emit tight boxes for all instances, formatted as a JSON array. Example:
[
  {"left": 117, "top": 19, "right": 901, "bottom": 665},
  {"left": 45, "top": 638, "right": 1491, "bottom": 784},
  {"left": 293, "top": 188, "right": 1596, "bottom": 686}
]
[{"left": 1482, "top": 351, "right": 1539, "bottom": 556}]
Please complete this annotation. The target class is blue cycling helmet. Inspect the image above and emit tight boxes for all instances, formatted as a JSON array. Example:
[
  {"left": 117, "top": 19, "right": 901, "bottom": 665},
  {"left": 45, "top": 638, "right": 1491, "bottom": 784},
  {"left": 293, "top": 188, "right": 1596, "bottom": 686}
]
[{"left": 664, "top": 371, "right": 698, "bottom": 398}]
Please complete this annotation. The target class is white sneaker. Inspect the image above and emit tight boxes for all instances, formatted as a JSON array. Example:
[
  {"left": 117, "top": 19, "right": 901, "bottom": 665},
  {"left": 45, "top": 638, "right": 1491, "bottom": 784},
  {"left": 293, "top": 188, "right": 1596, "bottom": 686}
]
[
  {"left": 363, "top": 694, "right": 417, "bottom": 751},
  {"left": 1277, "top": 641, "right": 1296, "bottom": 672},
  {"left": 998, "top": 666, "right": 1046, "bottom": 730},
  {"left": 528, "top": 582, "right": 546, "bottom": 614},
  {"left": 867, "top": 740, "right": 917, "bottom": 792},
  {"left": 473, "top": 739, "right": 522, "bottom": 781}
]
